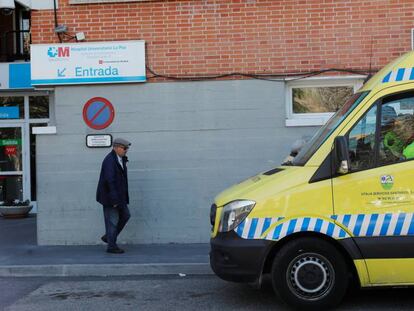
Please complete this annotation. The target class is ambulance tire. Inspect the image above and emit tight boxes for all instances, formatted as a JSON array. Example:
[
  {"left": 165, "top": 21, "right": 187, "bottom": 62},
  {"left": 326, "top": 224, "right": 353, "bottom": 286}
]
[{"left": 271, "top": 237, "right": 348, "bottom": 310}]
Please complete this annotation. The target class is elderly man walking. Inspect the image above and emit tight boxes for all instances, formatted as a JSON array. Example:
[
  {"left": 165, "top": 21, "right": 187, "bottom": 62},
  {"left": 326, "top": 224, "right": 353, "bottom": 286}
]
[{"left": 96, "top": 138, "right": 131, "bottom": 254}]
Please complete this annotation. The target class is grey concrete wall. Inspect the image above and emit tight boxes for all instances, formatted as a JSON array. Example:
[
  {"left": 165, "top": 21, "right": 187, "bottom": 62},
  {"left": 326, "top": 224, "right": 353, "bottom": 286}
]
[{"left": 36, "top": 80, "right": 317, "bottom": 245}]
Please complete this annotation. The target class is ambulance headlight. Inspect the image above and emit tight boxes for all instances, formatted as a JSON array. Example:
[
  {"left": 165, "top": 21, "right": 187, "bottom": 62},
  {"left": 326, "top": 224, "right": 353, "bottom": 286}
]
[{"left": 219, "top": 200, "right": 256, "bottom": 232}]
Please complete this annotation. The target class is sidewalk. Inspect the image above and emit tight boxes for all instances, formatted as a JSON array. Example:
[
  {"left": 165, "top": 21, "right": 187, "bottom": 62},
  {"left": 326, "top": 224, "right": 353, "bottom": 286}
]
[{"left": 0, "top": 215, "right": 212, "bottom": 277}]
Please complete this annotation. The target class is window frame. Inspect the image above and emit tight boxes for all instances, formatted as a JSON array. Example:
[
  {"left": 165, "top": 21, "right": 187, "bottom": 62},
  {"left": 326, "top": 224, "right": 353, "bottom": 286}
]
[
  {"left": 285, "top": 76, "right": 365, "bottom": 127},
  {"left": 345, "top": 100, "right": 380, "bottom": 173},
  {"left": 0, "top": 91, "right": 52, "bottom": 207},
  {"left": 345, "top": 90, "right": 414, "bottom": 174},
  {"left": 28, "top": 95, "right": 51, "bottom": 121},
  {"left": 376, "top": 91, "right": 414, "bottom": 168}
]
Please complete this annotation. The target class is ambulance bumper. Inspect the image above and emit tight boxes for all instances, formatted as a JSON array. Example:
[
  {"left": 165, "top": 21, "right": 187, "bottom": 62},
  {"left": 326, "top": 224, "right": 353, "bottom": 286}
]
[{"left": 210, "top": 231, "right": 271, "bottom": 283}]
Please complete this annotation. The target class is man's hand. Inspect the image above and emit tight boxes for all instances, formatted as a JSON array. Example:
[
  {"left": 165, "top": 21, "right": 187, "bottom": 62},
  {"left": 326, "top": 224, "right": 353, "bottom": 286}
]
[{"left": 113, "top": 204, "right": 118, "bottom": 208}]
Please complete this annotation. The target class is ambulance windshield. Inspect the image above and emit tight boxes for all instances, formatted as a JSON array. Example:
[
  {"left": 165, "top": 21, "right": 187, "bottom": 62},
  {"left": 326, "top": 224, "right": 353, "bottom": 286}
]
[{"left": 290, "top": 91, "right": 370, "bottom": 166}]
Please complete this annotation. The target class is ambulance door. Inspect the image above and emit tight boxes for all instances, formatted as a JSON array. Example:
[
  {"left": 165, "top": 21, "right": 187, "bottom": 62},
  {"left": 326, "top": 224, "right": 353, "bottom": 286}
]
[{"left": 333, "top": 90, "right": 414, "bottom": 285}]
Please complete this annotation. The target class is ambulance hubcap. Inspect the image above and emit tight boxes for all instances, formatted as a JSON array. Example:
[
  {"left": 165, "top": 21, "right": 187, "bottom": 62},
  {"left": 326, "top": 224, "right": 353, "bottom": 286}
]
[{"left": 287, "top": 253, "right": 334, "bottom": 300}]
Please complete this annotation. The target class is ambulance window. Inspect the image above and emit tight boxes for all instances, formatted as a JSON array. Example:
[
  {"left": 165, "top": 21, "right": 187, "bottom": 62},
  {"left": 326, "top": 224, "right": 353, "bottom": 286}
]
[
  {"left": 379, "top": 93, "right": 414, "bottom": 165},
  {"left": 292, "top": 91, "right": 369, "bottom": 166},
  {"left": 347, "top": 104, "right": 377, "bottom": 171}
]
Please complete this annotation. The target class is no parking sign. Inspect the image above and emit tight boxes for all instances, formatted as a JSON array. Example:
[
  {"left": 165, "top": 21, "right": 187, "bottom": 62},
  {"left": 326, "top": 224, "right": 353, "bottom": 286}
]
[{"left": 82, "top": 97, "right": 115, "bottom": 130}]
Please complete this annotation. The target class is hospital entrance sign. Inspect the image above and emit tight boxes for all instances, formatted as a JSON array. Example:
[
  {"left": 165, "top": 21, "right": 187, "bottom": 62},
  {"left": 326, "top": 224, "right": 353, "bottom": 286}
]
[{"left": 30, "top": 40, "right": 146, "bottom": 86}]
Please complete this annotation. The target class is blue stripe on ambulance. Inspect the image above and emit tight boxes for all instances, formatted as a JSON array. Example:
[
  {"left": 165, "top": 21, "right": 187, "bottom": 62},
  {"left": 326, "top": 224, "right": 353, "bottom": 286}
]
[
  {"left": 335, "top": 213, "right": 414, "bottom": 237},
  {"left": 235, "top": 213, "right": 414, "bottom": 241},
  {"left": 301, "top": 217, "right": 310, "bottom": 231},
  {"left": 235, "top": 217, "right": 349, "bottom": 240},
  {"left": 261, "top": 217, "right": 272, "bottom": 235},
  {"left": 236, "top": 220, "right": 245, "bottom": 236},
  {"left": 366, "top": 214, "right": 378, "bottom": 236},
  {"left": 396, "top": 68, "right": 405, "bottom": 81},
  {"left": 272, "top": 225, "right": 282, "bottom": 240},
  {"left": 383, "top": 72, "right": 392, "bottom": 83},
  {"left": 394, "top": 213, "right": 406, "bottom": 235},
  {"left": 382, "top": 67, "right": 414, "bottom": 83},
  {"left": 247, "top": 218, "right": 258, "bottom": 239},
  {"left": 380, "top": 214, "right": 392, "bottom": 236}
]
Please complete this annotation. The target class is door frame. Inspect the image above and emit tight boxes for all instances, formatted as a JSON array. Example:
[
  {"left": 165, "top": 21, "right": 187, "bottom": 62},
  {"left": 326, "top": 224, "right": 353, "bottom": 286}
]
[
  {"left": 0, "top": 91, "right": 51, "bottom": 213},
  {"left": 0, "top": 123, "right": 28, "bottom": 201}
]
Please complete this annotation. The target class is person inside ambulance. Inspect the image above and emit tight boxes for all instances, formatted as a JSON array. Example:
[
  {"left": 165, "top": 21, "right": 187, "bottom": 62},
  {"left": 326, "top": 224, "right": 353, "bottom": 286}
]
[
  {"left": 395, "top": 114, "right": 414, "bottom": 159},
  {"left": 403, "top": 141, "right": 414, "bottom": 159},
  {"left": 380, "top": 104, "right": 414, "bottom": 162}
]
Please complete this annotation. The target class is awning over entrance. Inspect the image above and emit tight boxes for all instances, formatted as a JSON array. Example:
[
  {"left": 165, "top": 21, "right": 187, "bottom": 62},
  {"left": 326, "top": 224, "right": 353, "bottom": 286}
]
[{"left": 15, "top": 0, "right": 55, "bottom": 10}]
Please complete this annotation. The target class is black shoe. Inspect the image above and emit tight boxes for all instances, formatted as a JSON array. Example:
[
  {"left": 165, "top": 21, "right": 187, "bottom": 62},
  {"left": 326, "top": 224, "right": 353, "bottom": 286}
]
[
  {"left": 101, "top": 235, "right": 108, "bottom": 243},
  {"left": 106, "top": 247, "right": 125, "bottom": 254}
]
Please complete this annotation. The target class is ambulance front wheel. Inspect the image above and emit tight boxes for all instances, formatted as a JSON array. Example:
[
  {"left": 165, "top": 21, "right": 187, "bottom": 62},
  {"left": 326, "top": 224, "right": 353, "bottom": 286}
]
[{"left": 271, "top": 237, "right": 349, "bottom": 310}]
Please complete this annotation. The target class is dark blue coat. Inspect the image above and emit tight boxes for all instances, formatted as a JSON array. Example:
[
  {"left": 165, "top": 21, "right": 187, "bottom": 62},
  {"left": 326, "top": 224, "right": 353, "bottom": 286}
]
[{"left": 96, "top": 150, "right": 129, "bottom": 206}]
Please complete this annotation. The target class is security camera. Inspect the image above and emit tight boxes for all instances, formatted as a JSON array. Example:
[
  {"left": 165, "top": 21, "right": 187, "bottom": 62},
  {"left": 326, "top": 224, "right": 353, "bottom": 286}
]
[{"left": 0, "top": 0, "right": 15, "bottom": 16}]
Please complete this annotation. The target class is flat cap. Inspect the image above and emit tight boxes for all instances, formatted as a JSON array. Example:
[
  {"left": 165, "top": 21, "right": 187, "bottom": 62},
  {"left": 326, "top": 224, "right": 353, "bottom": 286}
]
[{"left": 113, "top": 138, "right": 131, "bottom": 147}]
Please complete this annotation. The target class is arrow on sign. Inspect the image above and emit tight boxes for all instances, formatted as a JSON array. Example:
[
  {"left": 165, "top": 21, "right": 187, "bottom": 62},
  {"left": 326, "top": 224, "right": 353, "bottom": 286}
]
[{"left": 57, "top": 68, "right": 66, "bottom": 77}]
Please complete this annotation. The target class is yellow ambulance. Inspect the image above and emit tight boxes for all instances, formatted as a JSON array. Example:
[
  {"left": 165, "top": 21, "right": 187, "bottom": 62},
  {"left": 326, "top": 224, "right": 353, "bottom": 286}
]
[{"left": 210, "top": 51, "right": 414, "bottom": 309}]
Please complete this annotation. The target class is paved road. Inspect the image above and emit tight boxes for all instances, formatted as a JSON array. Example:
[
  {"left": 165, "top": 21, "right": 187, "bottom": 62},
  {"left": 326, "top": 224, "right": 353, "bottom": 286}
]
[{"left": 2, "top": 275, "right": 414, "bottom": 311}]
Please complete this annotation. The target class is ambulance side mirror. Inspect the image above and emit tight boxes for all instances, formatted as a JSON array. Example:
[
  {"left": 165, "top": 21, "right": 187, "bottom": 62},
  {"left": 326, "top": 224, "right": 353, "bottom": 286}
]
[{"left": 334, "top": 136, "right": 350, "bottom": 175}]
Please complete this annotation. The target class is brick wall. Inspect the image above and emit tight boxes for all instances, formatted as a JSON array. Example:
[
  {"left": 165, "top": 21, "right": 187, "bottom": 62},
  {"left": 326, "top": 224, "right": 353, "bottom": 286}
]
[{"left": 31, "top": 0, "right": 414, "bottom": 78}]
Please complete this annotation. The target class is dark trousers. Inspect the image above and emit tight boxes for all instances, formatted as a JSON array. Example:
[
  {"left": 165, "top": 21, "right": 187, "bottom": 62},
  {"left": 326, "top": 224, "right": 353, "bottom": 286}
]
[{"left": 103, "top": 204, "right": 131, "bottom": 249}]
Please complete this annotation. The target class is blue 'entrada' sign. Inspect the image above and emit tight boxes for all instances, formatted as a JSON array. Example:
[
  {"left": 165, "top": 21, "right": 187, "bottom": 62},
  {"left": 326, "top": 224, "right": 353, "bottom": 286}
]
[{"left": 0, "top": 107, "right": 19, "bottom": 119}]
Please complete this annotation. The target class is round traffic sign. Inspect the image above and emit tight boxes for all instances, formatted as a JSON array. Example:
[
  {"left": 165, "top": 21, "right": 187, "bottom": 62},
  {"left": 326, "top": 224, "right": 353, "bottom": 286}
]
[{"left": 82, "top": 97, "right": 115, "bottom": 130}]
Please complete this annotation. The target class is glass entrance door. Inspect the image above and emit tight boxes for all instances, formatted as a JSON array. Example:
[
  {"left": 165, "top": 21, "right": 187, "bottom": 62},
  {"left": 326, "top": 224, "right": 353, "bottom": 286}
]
[{"left": 0, "top": 125, "right": 25, "bottom": 203}]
